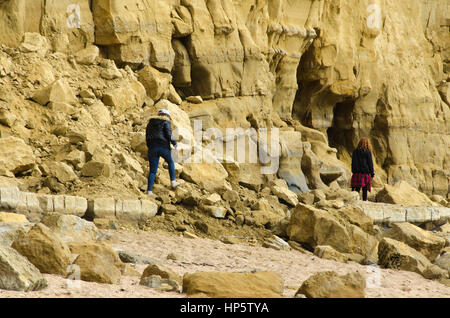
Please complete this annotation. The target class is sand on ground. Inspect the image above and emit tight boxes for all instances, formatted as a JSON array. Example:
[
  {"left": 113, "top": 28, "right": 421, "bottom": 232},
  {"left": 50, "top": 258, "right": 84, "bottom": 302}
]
[{"left": 1, "top": 229, "right": 449, "bottom": 298}]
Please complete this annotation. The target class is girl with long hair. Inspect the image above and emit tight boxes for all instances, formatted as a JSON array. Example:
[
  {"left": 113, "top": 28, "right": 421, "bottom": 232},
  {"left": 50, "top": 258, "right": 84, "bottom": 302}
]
[{"left": 351, "top": 137, "right": 374, "bottom": 201}]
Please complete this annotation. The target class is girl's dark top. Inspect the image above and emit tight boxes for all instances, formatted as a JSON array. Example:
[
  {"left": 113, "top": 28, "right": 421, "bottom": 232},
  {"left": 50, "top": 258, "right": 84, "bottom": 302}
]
[
  {"left": 351, "top": 148, "right": 374, "bottom": 177},
  {"left": 145, "top": 116, "right": 177, "bottom": 150}
]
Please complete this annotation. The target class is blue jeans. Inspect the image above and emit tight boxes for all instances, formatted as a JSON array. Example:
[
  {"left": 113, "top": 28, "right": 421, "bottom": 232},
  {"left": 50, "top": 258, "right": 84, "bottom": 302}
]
[{"left": 147, "top": 146, "right": 176, "bottom": 191}]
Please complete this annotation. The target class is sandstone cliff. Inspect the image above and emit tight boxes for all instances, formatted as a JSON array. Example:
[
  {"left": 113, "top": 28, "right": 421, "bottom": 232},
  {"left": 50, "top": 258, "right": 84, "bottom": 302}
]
[{"left": 0, "top": 0, "right": 448, "bottom": 202}]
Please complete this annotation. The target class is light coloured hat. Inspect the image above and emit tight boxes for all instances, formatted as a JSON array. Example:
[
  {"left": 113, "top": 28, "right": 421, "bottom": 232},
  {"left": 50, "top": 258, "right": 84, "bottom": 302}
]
[{"left": 158, "top": 109, "right": 171, "bottom": 117}]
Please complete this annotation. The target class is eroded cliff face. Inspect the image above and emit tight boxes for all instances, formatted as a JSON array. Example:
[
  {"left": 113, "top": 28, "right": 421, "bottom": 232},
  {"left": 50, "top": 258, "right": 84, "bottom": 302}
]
[{"left": 0, "top": 0, "right": 448, "bottom": 199}]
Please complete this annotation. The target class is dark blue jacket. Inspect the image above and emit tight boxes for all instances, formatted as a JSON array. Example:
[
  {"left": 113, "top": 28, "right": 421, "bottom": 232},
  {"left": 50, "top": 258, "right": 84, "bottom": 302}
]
[
  {"left": 351, "top": 148, "right": 374, "bottom": 177},
  {"left": 145, "top": 116, "right": 177, "bottom": 150}
]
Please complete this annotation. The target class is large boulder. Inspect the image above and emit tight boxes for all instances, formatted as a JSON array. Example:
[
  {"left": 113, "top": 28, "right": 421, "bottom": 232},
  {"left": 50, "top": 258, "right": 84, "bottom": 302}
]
[
  {"left": 0, "top": 222, "right": 33, "bottom": 247},
  {"left": 286, "top": 204, "right": 378, "bottom": 260},
  {"left": 181, "top": 162, "right": 229, "bottom": 193},
  {"left": 102, "top": 80, "right": 146, "bottom": 114},
  {"left": 69, "top": 242, "right": 124, "bottom": 284},
  {"left": 0, "top": 137, "right": 36, "bottom": 175},
  {"left": 296, "top": 271, "right": 366, "bottom": 298},
  {"left": 376, "top": 181, "right": 435, "bottom": 206},
  {"left": 336, "top": 205, "right": 375, "bottom": 235},
  {"left": 11, "top": 223, "right": 72, "bottom": 276},
  {"left": 40, "top": 213, "right": 99, "bottom": 243},
  {"left": 74, "top": 45, "right": 100, "bottom": 65},
  {"left": 19, "top": 32, "right": 51, "bottom": 55},
  {"left": 137, "top": 66, "right": 171, "bottom": 102},
  {"left": 378, "top": 238, "right": 448, "bottom": 280},
  {"left": 383, "top": 222, "right": 446, "bottom": 261},
  {"left": 140, "top": 264, "right": 182, "bottom": 286},
  {"left": 0, "top": 243, "right": 48, "bottom": 291},
  {"left": 32, "top": 79, "right": 77, "bottom": 106},
  {"left": 270, "top": 179, "right": 299, "bottom": 207},
  {"left": 182, "top": 271, "right": 283, "bottom": 298}
]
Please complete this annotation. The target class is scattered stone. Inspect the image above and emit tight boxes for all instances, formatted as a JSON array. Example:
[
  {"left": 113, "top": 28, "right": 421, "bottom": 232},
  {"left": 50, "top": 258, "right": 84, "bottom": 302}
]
[
  {"left": 378, "top": 237, "right": 447, "bottom": 280},
  {"left": 141, "top": 264, "right": 182, "bottom": 286},
  {"left": 0, "top": 137, "right": 36, "bottom": 175},
  {"left": 117, "top": 250, "right": 157, "bottom": 265},
  {"left": 203, "top": 205, "right": 227, "bottom": 219},
  {"left": 376, "top": 181, "right": 435, "bottom": 206},
  {"left": 140, "top": 274, "right": 180, "bottom": 292},
  {"left": 11, "top": 223, "right": 72, "bottom": 275},
  {"left": 263, "top": 235, "right": 291, "bottom": 251},
  {"left": 70, "top": 242, "right": 124, "bottom": 284},
  {"left": 296, "top": 271, "right": 366, "bottom": 298},
  {"left": 74, "top": 45, "right": 100, "bottom": 65},
  {"left": 383, "top": 222, "right": 446, "bottom": 261},
  {"left": 183, "top": 231, "right": 199, "bottom": 239},
  {"left": 183, "top": 271, "right": 283, "bottom": 298},
  {"left": 0, "top": 243, "right": 48, "bottom": 291},
  {"left": 287, "top": 204, "right": 378, "bottom": 261},
  {"left": 137, "top": 65, "right": 171, "bottom": 102},
  {"left": 32, "top": 79, "right": 77, "bottom": 106},
  {"left": 271, "top": 182, "right": 299, "bottom": 207},
  {"left": 186, "top": 96, "right": 203, "bottom": 104},
  {"left": 19, "top": 33, "right": 50, "bottom": 55},
  {"left": 0, "top": 212, "right": 28, "bottom": 223},
  {"left": 167, "top": 252, "right": 183, "bottom": 261},
  {"left": 40, "top": 213, "right": 98, "bottom": 243},
  {"left": 314, "top": 245, "right": 349, "bottom": 263}
]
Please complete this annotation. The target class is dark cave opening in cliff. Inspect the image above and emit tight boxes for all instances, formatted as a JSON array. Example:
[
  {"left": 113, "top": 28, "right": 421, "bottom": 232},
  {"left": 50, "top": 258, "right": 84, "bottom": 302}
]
[{"left": 327, "top": 99, "right": 356, "bottom": 158}]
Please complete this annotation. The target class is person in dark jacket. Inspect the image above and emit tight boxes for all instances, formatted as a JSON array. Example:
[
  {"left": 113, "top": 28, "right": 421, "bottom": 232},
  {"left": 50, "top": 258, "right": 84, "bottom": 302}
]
[
  {"left": 145, "top": 109, "right": 180, "bottom": 195},
  {"left": 351, "top": 137, "right": 374, "bottom": 201}
]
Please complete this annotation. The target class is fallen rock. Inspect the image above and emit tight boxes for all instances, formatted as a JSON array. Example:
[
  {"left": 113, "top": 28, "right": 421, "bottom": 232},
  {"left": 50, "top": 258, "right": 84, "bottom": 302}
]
[
  {"left": 70, "top": 242, "right": 124, "bottom": 284},
  {"left": 182, "top": 271, "right": 283, "bottom": 298},
  {"left": 0, "top": 212, "right": 28, "bottom": 223},
  {"left": 141, "top": 264, "right": 182, "bottom": 286},
  {"left": 140, "top": 274, "right": 181, "bottom": 292},
  {"left": 46, "top": 161, "right": 78, "bottom": 184},
  {"left": 0, "top": 222, "right": 33, "bottom": 246},
  {"left": 287, "top": 204, "right": 378, "bottom": 260},
  {"left": 11, "top": 223, "right": 72, "bottom": 276},
  {"left": 74, "top": 45, "right": 100, "bottom": 65},
  {"left": 271, "top": 180, "right": 299, "bottom": 207},
  {"left": 378, "top": 238, "right": 447, "bottom": 280},
  {"left": 376, "top": 181, "right": 435, "bottom": 206},
  {"left": 314, "top": 245, "right": 349, "bottom": 263},
  {"left": 203, "top": 205, "right": 227, "bottom": 219},
  {"left": 19, "top": 32, "right": 50, "bottom": 55},
  {"left": 117, "top": 250, "right": 157, "bottom": 265},
  {"left": 263, "top": 235, "right": 291, "bottom": 251},
  {"left": 0, "top": 243, "right": 48, "bottom": 291},
  {"left": 296, "top": 271, "right": 366, "bottom": 298},
  {"left": 186, "top": 96, "right": 203, "bottom": 104},
  {"left": 81, "top": 161, "right": 113, "bottom": 178},
  {"left": 181, "top": 162, "right": 229, "bottom": 193},
  {"left": 0, "top": 137, "right": 36, "bottom": 174},
  {"left": 383, "top": 222, "right": 446, "bottom": 261},
  {"left": 137, "top": 65, "right": 171, "bottom": 102},
  {"left": 336, "top": 205, "right": 375, "bottom": 235},
  {"left": 40, "top": 213, "right": 98, "bottom": 243},
  {"left": 32, "top": 79, "right": 77, "bottom": 106}
]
